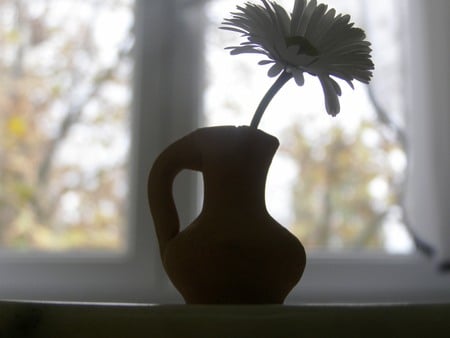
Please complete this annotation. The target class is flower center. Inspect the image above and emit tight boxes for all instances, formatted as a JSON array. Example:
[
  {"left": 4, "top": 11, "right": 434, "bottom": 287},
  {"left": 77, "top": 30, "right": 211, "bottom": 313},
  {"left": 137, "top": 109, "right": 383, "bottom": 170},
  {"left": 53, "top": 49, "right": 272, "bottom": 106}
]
[{"left": 285, "top": 36, "right": 318, "bottom": 56}]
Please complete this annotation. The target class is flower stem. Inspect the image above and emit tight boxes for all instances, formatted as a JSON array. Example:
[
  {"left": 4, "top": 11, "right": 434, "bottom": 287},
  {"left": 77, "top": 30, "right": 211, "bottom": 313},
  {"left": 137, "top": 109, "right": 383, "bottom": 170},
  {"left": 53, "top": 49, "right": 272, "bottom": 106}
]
[{"left": 250, "top": 70, "right": 293, "bottom": 129}]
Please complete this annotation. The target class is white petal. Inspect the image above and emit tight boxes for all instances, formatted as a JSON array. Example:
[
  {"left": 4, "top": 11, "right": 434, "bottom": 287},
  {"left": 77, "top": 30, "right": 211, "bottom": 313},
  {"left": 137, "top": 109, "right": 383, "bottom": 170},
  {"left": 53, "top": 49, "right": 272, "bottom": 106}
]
[
  {"left": 296, "top": 0, "right": 317, "bottom": 36},
  {"left": 329, "top": 77, "right": 342, "bottom": 96},
  {"left": 272, "top": 2, "right": 291, "bottom": 35},
  {"left": 310, "top": 8, "right": 336, "bottom": 44},
  {"left": 268, "top": 63, "right": 284, "bottom": 77},
  {"left": 304, "top": 4, "right": 328, "bottom": 41},
  {"left": 293, "top": 69, "right": 305, "bottom": 86},
  {"left": 228, "top": 46, "right": 264, "bottom": 55},
  {"left": 319, "top": 75, "right": 340, "bottom": 116},
  {"left": 291, "top": 0, "right": 307, "bottom": 35}
]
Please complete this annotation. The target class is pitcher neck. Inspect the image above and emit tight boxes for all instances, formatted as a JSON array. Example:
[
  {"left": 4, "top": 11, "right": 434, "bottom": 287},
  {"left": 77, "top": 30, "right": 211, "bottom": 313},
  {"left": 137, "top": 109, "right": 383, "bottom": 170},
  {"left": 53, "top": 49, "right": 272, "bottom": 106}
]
[{"left": 202, "top": 174, "right": 269, "bottom": 217}]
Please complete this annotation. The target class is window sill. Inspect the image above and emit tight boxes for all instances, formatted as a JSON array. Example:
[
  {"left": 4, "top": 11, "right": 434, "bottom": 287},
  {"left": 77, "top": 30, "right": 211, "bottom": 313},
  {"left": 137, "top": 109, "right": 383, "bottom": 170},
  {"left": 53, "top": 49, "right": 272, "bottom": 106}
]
[
  {"left": 2, "top": 250, "right": 449, "bottom": 304},
  {"left": 287, "top": 252, "right": 450, "bottom": 304}
]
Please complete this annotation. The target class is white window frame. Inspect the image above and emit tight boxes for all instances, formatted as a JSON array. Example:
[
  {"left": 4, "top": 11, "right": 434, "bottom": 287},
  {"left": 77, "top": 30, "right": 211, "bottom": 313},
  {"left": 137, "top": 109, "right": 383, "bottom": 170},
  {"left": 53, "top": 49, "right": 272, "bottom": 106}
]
[{"left": 1, "top": 0, "right": 450, "bottom": 304}]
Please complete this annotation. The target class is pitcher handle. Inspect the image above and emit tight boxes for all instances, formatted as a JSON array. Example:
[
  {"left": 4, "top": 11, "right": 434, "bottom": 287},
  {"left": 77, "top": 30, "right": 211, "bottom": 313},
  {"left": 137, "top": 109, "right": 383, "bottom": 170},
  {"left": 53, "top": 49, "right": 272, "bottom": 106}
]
[{"left": 147, "top": 132, "right": 201, "bottom": 257}]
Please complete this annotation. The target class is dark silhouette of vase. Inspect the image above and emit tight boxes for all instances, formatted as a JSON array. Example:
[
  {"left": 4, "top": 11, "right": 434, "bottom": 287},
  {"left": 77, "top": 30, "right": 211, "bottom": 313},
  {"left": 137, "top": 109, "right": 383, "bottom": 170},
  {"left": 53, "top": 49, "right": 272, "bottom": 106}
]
[{"left": 148, "top": 126, "right": 306, "bottom": 304}]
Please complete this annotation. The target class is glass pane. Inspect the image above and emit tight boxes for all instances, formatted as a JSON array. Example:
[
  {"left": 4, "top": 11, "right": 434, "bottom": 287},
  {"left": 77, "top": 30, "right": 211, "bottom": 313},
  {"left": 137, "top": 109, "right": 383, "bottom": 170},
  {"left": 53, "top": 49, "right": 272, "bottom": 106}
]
[
  {"left": 203, "top": 0, "right": 413, "bottom": 253},
  {"left": 0, "top": 0, "right": 134, "bottom": 252}
]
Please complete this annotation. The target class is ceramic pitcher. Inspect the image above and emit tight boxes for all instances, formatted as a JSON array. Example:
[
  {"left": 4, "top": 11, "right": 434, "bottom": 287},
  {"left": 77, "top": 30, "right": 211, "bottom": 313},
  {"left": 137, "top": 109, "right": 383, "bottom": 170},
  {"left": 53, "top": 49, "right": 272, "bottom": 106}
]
[{"left": 148, "top": 126, "right": 306, "bottom": 304}]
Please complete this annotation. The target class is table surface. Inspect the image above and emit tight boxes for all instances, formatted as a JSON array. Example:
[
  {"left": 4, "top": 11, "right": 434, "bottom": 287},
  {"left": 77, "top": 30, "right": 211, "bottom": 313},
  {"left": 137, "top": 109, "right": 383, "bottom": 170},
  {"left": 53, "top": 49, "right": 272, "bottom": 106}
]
[{"left": 1, "top": 301, "right": 449, "bottom": 338}]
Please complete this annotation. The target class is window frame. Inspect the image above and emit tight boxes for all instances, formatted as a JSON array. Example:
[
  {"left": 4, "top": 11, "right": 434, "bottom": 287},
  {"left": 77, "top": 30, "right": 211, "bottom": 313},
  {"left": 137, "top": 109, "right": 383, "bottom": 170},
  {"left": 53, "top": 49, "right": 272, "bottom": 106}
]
[{"left": 1, "top": 0, "right": 450, "bottom": 304}]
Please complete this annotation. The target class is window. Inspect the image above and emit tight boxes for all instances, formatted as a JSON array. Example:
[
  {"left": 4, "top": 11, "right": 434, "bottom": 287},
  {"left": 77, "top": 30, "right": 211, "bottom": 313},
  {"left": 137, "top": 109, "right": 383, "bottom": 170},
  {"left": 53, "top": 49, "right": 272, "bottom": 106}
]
[
  {"left": 0, "top": 0, "right": 146, "bottom": 303},
  {"left": 0, "top": 0, "right": 449, "bottom": 304},
  {"left": 0, "top": 0, "right": 133, "bottom": 253}
]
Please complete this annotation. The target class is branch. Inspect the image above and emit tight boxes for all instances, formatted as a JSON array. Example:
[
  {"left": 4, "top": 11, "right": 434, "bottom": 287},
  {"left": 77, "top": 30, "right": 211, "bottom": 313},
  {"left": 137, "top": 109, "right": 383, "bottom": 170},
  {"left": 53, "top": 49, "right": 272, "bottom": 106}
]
[
  {"left": 367, "top": 84, "right": 407, "bottom": 150},
  {"left": 33, "top": 27, "right": 133, "bottom": 223},
  {"left": 351, "top": 210, "right": 386, "bottom": 249},
  {"left": 37, "top": 34, "right": 132, "bottom": 187}
]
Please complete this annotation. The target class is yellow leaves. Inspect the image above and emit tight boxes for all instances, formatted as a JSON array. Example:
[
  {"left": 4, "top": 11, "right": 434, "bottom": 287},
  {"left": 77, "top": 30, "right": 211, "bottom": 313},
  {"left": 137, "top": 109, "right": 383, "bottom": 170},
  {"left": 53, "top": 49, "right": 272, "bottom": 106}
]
[
  {"left": 14, "top": 181, "right": 35, "bottom": 204},
  {"left": 5, "top": 29, "right": 20, "bottom": 43},
  {"left": 285, "top": 119, "right": 404, "bottom": 249},
  {"left": 4, "top": 207, "right": 122, "bottom": 251},
  {"left": 7, "top": 115, "right": 27, "bottom": 138}
]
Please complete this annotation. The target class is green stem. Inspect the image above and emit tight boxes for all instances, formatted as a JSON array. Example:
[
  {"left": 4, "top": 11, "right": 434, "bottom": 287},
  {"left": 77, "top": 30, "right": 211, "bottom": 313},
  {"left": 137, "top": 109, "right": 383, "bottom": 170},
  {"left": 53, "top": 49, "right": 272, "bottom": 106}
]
[{"left": 250, "top": 70, "right": 293, "bottom": 129}]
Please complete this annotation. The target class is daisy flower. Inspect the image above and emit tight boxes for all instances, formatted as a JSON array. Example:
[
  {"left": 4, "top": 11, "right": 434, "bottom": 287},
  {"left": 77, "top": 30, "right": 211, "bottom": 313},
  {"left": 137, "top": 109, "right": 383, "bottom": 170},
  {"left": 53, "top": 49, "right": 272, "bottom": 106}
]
[{"left": 221, "top": 0, "right": 374, "bottom": 127}]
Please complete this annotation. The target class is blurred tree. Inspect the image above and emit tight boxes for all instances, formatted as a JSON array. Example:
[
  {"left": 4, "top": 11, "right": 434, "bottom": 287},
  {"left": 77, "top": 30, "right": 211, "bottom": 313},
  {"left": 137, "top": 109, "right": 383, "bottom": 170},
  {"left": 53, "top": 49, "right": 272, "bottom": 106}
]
[
  {"left": 0, "top": 0, "right": 133, "bottom": 251},
  {"left": 285, "top": 118, "right": 405, "bottom": 251}
]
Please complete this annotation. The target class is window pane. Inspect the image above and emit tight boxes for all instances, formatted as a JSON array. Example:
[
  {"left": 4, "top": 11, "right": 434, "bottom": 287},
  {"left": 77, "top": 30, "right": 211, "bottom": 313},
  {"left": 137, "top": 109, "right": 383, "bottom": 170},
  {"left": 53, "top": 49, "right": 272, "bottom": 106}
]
[
  {"left": 0, "top": 0, "right": 134, "bottom": 252},
  {"left": 203, "top": 0, "right": 413, "bottom": 253}
]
